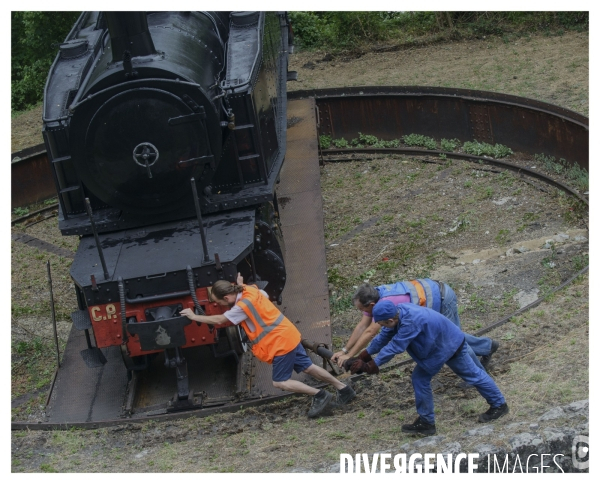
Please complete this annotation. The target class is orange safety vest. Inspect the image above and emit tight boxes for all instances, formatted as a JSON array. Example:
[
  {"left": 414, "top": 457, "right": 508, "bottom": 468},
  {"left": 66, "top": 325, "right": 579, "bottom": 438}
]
[{"left": 236, "top": 285, "right": 301, "bottom": 364}]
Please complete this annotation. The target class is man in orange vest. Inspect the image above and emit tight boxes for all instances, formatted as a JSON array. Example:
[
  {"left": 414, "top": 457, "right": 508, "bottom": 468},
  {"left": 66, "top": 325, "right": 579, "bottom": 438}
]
[{"left": 180, "top": 275, "right": 355, "bottom": 418}]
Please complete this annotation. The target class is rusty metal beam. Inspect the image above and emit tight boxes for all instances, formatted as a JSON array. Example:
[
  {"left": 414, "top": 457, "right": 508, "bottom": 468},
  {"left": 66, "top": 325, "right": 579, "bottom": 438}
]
[
  {"left": 11, "top": 144, "right": 55, "bottom": 208},
  {"left": 289, "top": 87, "right": 588, "bottom": 171}
]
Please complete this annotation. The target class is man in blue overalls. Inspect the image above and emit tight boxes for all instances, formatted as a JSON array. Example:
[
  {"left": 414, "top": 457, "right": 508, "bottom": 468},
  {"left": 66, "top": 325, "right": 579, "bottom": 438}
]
[
  {"left": 332, "top": 280, "right": 499, "bottom": 373},
  {"left": 345, "top": 299, "right": 508, "bottom": 436}
]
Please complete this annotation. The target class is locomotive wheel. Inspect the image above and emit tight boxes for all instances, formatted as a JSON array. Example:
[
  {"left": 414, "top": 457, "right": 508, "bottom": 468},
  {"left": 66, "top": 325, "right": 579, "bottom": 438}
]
[
  {"left": 226, "top": 325, "right": 248, "bottom": 356},
  {"left": 120, "top": 344, "right": 149, "bottom": 372}
]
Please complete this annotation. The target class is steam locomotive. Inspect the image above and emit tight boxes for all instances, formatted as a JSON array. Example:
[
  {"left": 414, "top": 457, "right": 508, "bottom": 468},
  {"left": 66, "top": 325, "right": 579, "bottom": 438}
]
[{"left": 43, "top": 11, "right": 293, "bottom": 409}]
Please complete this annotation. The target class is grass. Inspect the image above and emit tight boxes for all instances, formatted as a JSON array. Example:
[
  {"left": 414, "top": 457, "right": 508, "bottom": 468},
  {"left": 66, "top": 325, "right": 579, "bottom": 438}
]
[
  {"left": 572, "top": 254, "right": 589, "bottom": 271},
  {"left": 467, "top": 292, "right": 489, "bottom": 312},
  {"left": 11, "top": 337, "right": 58, "bottom": 398},
  {"left": 329, "top": 290, "right": 354, "bottom": 316},
  {"left": 495, "top": 229, "right": 510, "bottom": 245},
  {"left": 462, "top": 140, "right": 513, "bottom": 158},
  {"left": 51, "top": 430, "right": 89, "bottom": 455},
  {"left": 40, "top": 463, "right": 58, "bottom": 473},
  {"left": 452, "top": 211, "right": 474, "bottom": 232},
  {"left": 477, "top": 186, "right": 494, "bottom": 199},
  {"left": 534, "top": 153, "right": 588, "bottom": 191}
]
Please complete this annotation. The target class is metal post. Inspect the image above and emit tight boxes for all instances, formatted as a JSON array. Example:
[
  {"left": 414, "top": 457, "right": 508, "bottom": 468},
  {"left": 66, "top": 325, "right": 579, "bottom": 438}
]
[
  {"left": 46, "top": 261, "right": 61, "bottom": 368},
  {"left": 190, "top": 178, "right": 210, "bottom": 262},
  {"left": 84, "top": 198, "right": 110, "bottom": 280},
  {"left": 249, "top": 251, "right": 258, "bottom": 284}
]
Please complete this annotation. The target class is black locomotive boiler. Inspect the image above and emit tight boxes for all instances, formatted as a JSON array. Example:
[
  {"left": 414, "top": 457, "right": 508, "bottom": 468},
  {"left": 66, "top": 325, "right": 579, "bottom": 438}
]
[{"left": 42, "top": 11, "right": 294, "bottom": 409}]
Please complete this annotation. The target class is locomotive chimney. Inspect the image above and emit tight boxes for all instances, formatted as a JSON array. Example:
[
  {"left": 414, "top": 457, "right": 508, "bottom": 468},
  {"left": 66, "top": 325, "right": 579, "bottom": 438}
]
[{"left": 104, "top": 12, "right": 156, "bottom": 61}]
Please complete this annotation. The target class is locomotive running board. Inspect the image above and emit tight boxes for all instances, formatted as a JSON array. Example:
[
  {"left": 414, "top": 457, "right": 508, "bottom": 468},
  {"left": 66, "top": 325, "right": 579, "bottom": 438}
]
[{"left": 34, "top": 98, "right": 332, "bottom": 426}]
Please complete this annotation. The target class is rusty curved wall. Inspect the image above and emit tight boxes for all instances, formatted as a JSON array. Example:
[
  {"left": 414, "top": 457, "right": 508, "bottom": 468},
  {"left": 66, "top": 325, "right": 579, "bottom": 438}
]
[{"left": 289, "top": 87, "right": 589, "bottom": 171}]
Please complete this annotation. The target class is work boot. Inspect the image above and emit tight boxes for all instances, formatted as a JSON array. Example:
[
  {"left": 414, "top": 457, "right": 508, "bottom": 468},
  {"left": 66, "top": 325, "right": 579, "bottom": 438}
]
[
  {"left": 401, "top": 416, "right": 437, "bottom": 436},
  {"left": 307, "top": 389, "right": 334, "bottom": 418},
  {"left": 336, "top": 385, "right": 356, "bottom": 405},
  {"left": 478, "top": 402, "right": 509, "bottom": 423},
  {"left": 480, "top": 340, "right": 500, "bottom": 370}
]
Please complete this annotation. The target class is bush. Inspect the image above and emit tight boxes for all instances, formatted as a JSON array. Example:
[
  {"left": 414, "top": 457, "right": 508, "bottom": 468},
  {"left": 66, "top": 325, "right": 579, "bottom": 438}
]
[
  {"left": 332, "top": 137, "right": 349, "bottom": 148},
  {"left": 288, "top": 11, "right": 589, "bottom": 52},
  {"left": 288, "top": 12, "right": 325, "bottom": 49},
  {"left": 289, "top": 11, "right": 403, "bottom": 51},
  {"left": 402, "top": 133, "right": 437, "bottom": 150},
  {"left": 11, "top": 11, "right": 81, "bottom": 113},
  {"left": 440, "top": 138, "right": 461, "bottom": 151},
  {"left": 534, "top": 153, "right": 588, "bottom": 191},
  {"left": 462, "top": 140, "right": 513, "bottom": 158},
  {"left": 318, "top": 135, "right": 332, "bottom": 149}
]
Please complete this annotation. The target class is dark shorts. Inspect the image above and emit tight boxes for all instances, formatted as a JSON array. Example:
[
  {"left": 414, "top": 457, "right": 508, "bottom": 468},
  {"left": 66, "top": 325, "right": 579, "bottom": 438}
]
[{"left": 272, "top": 343, "right": 313, "bottom": 382}]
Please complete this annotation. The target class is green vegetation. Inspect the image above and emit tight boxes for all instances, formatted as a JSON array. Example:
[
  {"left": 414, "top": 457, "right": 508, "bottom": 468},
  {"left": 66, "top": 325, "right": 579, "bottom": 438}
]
[
  {"left": 12, "top": 11, "right": 81, "bottom": 112},
  {"left": 462, "top": 140, "right": 513, "bottom": 158},
  {"left": 440, "top": 138, "right": 461, "bottom": 151},
  {"left": 329, "top": 290, "right": 354, "bottom": 316},
  {"left": 534, "top": 153, "right": 589, "bottom": 191},
  {"left": 40, "top": 463, "right": 58, "bottom": 473},
  {"left": 319, "top": 133, "right": 517, "bottom": 161},
  {"left": 402, "top": 134, "right": 437, "bottom": 150},
  {"left": 495, "top": 229, "right": 510, "bottom": 245},
  {"left": 319, "top": 135, "right": 332, "bottom": 149},
  {"left": 13, "top": 207, "right": 29, "bottom": 217},
  {"left": 477, "top": 186, "right": 495, "bottom": 199},
  {"left": 289, "top": 12, "right": 588, "bottom": 51},
  {"left": 352, "top": 132, "right": 401, "bottom": 148},
  {"left": 572, "top": 254, "right": 589, "bottom": 271},
  {"left": 12, "top": 337, "right": 57, "bottom": 396},
  {"left": 332, "top": 137, "right": 349, "bottom": 148},
  {"left": 454, "top": 211, "right": 473, "bottom": 232}
]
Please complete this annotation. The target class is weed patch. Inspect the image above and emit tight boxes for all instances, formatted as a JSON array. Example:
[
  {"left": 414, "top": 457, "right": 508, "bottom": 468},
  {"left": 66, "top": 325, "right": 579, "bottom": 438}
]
[
  {"left": 462, "top": 140, "right": 513, "bottom": 158},
  {"left": 402, "top": 133, "right": 437, "bottom": 150},
  {"left": 534, "top": 153, "right": 588, "bottom": 191}
]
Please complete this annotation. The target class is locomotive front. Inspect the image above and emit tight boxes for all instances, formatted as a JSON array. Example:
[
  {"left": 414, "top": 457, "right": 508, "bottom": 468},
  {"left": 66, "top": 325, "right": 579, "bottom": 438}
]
[{"left": 43, "top": 11, "right": 292, "bottom": 410}]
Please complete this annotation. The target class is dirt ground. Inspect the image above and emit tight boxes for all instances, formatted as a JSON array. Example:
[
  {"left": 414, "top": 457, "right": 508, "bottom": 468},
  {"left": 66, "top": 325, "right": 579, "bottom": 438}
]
[{"left": 11, "top": 30, "right": 589, "bottom": 473}]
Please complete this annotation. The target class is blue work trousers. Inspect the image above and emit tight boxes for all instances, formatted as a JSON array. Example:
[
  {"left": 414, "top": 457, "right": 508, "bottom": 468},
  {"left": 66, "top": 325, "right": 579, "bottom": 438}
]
[
  {"left": 440, "top": 283, "right": 492, "bottom": 369},
  {"left": 411, "top": 342, "right": 506, "bottom": 424}
]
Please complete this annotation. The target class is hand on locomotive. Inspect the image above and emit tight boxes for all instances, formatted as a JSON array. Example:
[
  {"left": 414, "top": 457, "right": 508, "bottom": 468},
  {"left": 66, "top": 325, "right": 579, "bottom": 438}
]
[
  {"left": 180, "top": 274, "right": 509, "bottom": 430},
  {"left": 180, "top": 273, "right": 356, "bottom": 418}
]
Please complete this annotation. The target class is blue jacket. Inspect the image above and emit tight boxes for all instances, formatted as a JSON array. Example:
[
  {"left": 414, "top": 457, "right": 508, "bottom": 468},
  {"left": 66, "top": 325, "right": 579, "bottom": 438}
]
[
  {"left": 377, "top": 279, "right": 442, "bottom": 313},
  {"left": 366, "top": 303, "right": 464, "bottom": 375}
]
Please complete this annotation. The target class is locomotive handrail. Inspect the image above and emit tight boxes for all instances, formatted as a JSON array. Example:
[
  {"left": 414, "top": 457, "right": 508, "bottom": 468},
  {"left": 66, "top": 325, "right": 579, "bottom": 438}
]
[
  {"left": 221, "top": 12, "right": 263, "bottom": 93},
  {"left": 125, "top": 289, "right": 192, "bottom": 305}
]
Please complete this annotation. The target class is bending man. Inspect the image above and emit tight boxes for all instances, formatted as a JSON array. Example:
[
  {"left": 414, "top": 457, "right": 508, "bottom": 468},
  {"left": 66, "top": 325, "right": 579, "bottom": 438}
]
[
  {"left": 181, "top": 277, "right": 355, "bottom": 418},
  {"left": 332, "top": 280, "right": 498, "bottom": 371},
  {"left": 345, "top": 300, "right": 508, "bottom": 435}
]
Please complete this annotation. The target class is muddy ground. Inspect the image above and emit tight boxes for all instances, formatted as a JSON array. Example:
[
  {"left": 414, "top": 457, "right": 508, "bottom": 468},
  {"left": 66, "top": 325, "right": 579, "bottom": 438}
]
[{"left": 11, "top": 30, "right": 589, "bottom": 472}]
